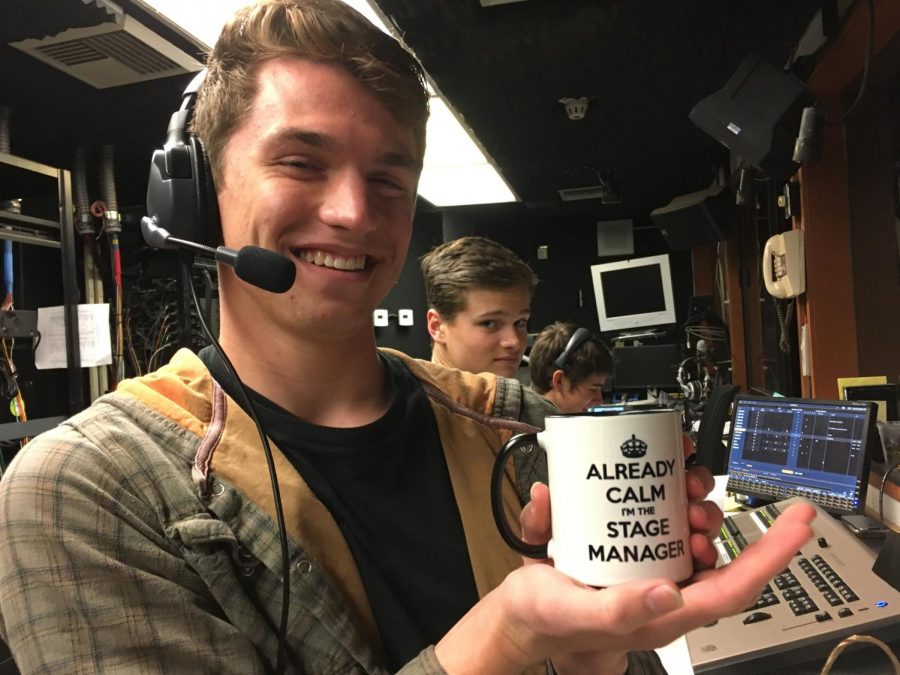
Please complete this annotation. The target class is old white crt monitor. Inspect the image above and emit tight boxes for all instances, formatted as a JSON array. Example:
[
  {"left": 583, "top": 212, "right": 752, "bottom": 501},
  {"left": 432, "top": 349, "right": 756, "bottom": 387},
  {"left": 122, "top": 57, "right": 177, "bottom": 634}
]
[{"left": 590, "top": 253, "right": 676, "bottom": 334}]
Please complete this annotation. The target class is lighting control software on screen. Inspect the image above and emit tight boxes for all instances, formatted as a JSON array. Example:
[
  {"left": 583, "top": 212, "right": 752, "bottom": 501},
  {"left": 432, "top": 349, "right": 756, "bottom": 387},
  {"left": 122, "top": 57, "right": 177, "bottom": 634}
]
[{"left": 725, "top": 396, "right": 875, "bottom": 515}]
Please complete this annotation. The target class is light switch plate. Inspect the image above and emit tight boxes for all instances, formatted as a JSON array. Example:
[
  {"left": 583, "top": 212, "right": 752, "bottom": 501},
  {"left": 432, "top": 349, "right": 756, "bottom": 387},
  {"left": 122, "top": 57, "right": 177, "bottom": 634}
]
[
  {"left": 398, "top": 309, "right": 414, "bottom": 326},
  {"left": 373, "top": 309, "right": 389, "bottom": 327}
]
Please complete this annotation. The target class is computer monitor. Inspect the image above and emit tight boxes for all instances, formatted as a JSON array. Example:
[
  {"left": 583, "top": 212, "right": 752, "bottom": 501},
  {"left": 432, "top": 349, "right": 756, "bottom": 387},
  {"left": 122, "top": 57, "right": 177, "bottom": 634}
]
[
  {"left": 725, "top": 395, "right": 876, "bottom": 516},
  {"left": 590, "top": 254, "right": 676, "bottom": 334},
  {"left": 612, "top": 343, "right": 682, "bottom": 391}
]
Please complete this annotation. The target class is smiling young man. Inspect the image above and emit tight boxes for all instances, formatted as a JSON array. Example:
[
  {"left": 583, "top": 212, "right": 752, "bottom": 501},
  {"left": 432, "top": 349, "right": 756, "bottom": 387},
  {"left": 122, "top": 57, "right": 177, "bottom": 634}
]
[
  {"left": 0, "top": 1, "right": 815, "bottom": 674},
  {"left": 421, "top": 236, "right": 537, "bottom": 378}
]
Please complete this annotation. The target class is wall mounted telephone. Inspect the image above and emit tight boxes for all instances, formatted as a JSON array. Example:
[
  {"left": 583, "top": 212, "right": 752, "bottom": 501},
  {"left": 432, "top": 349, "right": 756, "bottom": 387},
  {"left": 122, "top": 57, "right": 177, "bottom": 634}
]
[{"left": 762, "top": 229, "right": 805, "bottom": 298}]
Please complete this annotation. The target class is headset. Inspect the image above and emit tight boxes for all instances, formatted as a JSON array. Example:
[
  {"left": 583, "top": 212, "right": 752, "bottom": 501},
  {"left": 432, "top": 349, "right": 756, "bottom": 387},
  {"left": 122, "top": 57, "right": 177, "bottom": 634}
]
[
  {"left": 552, "top": 327, "right": 594, "bottom": 373},
  {"left": 677, "top": 356, "right": 704, "bottom": 403},
  {"left": 144, "top": 70, "right": 221, "bottom": 250}
]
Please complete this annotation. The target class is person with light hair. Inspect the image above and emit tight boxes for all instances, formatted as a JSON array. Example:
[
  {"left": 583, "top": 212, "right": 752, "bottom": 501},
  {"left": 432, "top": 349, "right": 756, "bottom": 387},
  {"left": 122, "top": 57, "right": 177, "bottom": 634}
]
[{"left": 421, "top": 235, "right": 537, "bottom": 378}]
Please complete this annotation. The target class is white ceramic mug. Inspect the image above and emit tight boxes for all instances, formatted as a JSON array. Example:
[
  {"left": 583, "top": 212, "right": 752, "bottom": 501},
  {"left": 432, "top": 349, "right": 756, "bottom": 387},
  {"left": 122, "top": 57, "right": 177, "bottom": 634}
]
[{"left": 491, "top": 409, "right": 692, "bottom": 587}]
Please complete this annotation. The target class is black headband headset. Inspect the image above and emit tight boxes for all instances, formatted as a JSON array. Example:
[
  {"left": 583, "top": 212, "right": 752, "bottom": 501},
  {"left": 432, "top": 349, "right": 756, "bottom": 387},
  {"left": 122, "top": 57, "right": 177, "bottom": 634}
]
[
  {"left": 144, "top": 70, "right": 221, "bottom": 248},
  {"left": 552, "top": 327, "right": 594, "bottom": 373},
  {"left": 141, "top": 70, "right": 295, "bottom": 293}
]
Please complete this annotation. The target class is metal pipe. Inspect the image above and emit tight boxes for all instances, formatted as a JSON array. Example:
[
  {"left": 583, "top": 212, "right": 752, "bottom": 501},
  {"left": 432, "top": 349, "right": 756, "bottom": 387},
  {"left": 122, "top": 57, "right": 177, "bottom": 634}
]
[
  {"left": 84, "top": 240, "right": 99, "bottom": 401},
  {"left": 74, "top": 147, "right": 100, "bottom": 401},
  {"left": 100, "top": 145, "right": 122, "bottom": 385}
]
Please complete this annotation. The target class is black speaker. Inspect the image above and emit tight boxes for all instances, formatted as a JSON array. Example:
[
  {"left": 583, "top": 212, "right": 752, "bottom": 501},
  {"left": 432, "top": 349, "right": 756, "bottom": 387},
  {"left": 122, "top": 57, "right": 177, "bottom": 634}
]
[
  {"left": 690, "top": 54, "right": 813, "bottom": 180},
  {"left": 144, "top": 70, "right": 221, "bottom": 248},
  {"left": 650, "top": 184, "right": 735, "bottom": 251}
]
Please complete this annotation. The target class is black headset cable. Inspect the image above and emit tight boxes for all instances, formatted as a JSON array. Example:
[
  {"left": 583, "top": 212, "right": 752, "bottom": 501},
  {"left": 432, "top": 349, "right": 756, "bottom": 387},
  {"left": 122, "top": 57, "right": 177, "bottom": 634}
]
[{"left": 183, "top": 256, "right": 291, "bottom": 674}]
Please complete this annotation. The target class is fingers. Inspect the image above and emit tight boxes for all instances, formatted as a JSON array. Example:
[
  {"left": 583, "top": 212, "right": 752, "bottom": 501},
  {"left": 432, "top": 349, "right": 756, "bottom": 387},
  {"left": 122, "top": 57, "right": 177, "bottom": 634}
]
[
  {"left": 685, "top": 466, "right": 715, "bottom": 500},
  {"left": 686, "top": 495, "right": 724, "bottom": 569},
  {"left": 505, "top": 564, "right": 686, "bottom": 656},
  {"left": 688, "top": 531, "right": 720, "bottom": 569},
  {"left": 486, "top": 504, "right": 813, "bottom": 666},
  {"left": 520, "top": 482, "right": 551, "bottom": 565},
  {"left": 681, "top": 432, "right": 695, "bottom": 459},
  {"left": 631, "top": 502, "right": 815, "bottom": 648},
  {"left": 442, "top": 565, "right": 688, "bottom": 672},
  {"left": 688, "top": 500, "right": 724, "bottom": 537},
  {"left": 686, "top": 502, "right": 815, "bottom": 614}
]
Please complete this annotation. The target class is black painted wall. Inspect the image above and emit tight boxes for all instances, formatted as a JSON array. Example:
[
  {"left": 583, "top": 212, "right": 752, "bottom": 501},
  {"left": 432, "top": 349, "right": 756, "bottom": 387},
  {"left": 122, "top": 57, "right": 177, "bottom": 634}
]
[
  {"left": 374, "top": 210, "right": 443, "bottom": 359},
  {"left": 375, "top": 202, "right": 696, "bottom": 360}
]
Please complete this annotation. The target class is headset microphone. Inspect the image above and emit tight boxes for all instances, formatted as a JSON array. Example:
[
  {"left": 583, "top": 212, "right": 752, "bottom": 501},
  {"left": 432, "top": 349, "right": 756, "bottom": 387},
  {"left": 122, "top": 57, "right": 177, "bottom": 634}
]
[{"left": 141, "top": 216, "right": 296, "bottom": 293}]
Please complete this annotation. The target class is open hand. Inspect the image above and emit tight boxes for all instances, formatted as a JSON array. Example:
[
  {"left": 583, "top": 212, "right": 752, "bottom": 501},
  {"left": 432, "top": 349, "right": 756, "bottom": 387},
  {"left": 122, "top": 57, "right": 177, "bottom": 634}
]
[{"left": 434, "top": 469, "right": 814, "bottom": 674}]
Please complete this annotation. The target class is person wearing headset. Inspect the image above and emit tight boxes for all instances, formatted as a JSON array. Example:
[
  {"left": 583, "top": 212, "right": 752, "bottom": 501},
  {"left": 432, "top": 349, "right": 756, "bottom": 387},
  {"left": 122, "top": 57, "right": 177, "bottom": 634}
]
[
  {"left": 529, "top": 323, "right": 613, "bottom": 413},
  {"left": 0, "top": 1, "right": 815, "bottom": 673},
  {"left": 420, "top": 236, "right": 536, "bottom": 378}
]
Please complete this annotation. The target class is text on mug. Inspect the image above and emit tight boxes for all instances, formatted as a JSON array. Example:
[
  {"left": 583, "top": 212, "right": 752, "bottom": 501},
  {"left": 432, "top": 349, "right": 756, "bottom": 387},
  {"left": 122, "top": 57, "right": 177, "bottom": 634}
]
[
  {"left": 588, "top": 539, "right": 686, "bottom": 563},
  {"left": 585, "top": 459, "right": 676, "bottom": 481}
]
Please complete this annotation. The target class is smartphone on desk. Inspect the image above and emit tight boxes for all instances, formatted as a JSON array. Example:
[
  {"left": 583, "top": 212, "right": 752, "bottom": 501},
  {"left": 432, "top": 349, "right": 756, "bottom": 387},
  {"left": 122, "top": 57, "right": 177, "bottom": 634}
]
[{"left": 841, "top": 514, "right": 889, "bottom": 539}]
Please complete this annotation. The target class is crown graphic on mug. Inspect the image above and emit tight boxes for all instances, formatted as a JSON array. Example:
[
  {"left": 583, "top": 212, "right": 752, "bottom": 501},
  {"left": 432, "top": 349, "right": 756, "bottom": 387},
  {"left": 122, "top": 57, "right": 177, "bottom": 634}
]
[{"left": 620, "top": 434, "right": 648, "bottom": 458}]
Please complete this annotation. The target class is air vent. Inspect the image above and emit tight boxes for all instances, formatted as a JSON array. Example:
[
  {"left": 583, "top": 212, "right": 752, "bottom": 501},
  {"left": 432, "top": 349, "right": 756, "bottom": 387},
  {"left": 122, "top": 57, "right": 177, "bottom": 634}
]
[
  {"left": 9, "top": 15, "right": 203, "bottom": 89},
  {"left": 558, "top": 182, "right": 622, "bottom": 204},
  {"left": 558, "top": 185, "right": 605, "bottom": 201}
]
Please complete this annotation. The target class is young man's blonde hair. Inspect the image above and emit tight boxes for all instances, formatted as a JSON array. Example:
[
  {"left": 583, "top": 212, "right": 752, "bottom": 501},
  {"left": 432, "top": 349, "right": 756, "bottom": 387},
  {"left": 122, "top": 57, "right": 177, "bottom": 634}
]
[
  {"left": 529, "top": 322, "right": 613, "bottom": 393},
  {"left": 420, "top": 236, "right": 539, "bottom": 320},
  {"left": 191, "top": 0, "right": 430, "bottom": 186}
]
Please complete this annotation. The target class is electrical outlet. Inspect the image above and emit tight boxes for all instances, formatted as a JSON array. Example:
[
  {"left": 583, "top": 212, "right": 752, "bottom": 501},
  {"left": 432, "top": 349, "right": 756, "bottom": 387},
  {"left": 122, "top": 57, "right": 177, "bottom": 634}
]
[
  {"left": 373, "top": 309, "right": 389, "bottom": 327},
  {"left": 398, "top": 309, "right": 414, "bottom": 326}
]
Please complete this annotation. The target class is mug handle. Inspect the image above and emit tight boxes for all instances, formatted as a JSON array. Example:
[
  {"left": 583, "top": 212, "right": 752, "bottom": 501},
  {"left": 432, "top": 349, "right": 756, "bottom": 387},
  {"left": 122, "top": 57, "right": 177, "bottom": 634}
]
[{"left": 491, "top": 432, "right": 548, "bottom": 559}]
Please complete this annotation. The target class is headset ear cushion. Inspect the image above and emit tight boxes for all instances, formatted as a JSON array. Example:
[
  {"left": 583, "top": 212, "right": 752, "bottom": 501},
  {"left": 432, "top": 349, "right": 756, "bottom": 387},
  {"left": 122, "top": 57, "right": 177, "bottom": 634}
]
[
  {"left": 683, "top": 379, "right": 702, "bottom": 403},
  {"left": 191, "top": 135, "right": 221, "bottom": 246},
  {"left": 677, "top": 357, "right": 702, "bottom": 403}
]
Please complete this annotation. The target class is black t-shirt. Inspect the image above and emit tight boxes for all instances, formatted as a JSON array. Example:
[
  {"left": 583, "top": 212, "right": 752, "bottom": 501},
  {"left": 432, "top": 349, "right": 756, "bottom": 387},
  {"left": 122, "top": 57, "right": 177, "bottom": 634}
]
[{"left": 199, "top": 347, "right": 479, "bottom": 669}]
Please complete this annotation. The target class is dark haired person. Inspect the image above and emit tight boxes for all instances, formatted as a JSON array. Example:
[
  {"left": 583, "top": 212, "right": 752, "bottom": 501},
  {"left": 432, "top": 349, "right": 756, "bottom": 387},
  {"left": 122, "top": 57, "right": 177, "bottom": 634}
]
[
  {"left": 0, "top": 1, "right": 814, "bottom": 673},
  {"left": 530, "top": 322, "right": 613, "bottom": 413},
  {"left": 420, "top": 236, "right": 537, "bottom": 378}
]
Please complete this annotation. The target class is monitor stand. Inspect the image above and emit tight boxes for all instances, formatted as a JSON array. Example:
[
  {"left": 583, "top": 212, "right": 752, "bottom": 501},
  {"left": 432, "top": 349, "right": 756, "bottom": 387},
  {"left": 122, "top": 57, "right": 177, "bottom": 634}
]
[{"left": 613, "top": 329, "right": 664, "bottom": 344}]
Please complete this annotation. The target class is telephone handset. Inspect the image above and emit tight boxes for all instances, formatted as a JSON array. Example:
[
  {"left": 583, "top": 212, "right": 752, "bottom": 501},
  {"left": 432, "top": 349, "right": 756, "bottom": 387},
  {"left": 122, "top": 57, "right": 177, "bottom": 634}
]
[{"left": 762, "top": 229, "right": 805, "bottom": 299}]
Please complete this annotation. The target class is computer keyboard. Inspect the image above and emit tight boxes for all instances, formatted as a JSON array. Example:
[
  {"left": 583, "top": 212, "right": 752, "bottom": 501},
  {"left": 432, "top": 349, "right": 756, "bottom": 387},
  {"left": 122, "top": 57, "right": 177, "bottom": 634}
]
[{"left": 686, "top": 497, "right": 900, "bottom": 674}]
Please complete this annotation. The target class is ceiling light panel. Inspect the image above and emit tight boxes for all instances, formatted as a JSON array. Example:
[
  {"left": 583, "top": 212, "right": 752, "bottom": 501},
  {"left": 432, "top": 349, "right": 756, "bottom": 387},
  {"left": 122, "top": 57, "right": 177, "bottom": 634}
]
[{"left": 138, "top": 0, "right": 517, "bottom": 206}]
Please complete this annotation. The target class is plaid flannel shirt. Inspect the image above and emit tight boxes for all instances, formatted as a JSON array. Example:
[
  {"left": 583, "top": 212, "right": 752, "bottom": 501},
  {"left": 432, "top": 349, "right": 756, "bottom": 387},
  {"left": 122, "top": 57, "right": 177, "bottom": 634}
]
[{"left": 0, "top": 349, "right": 553, "bottom": 674}]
